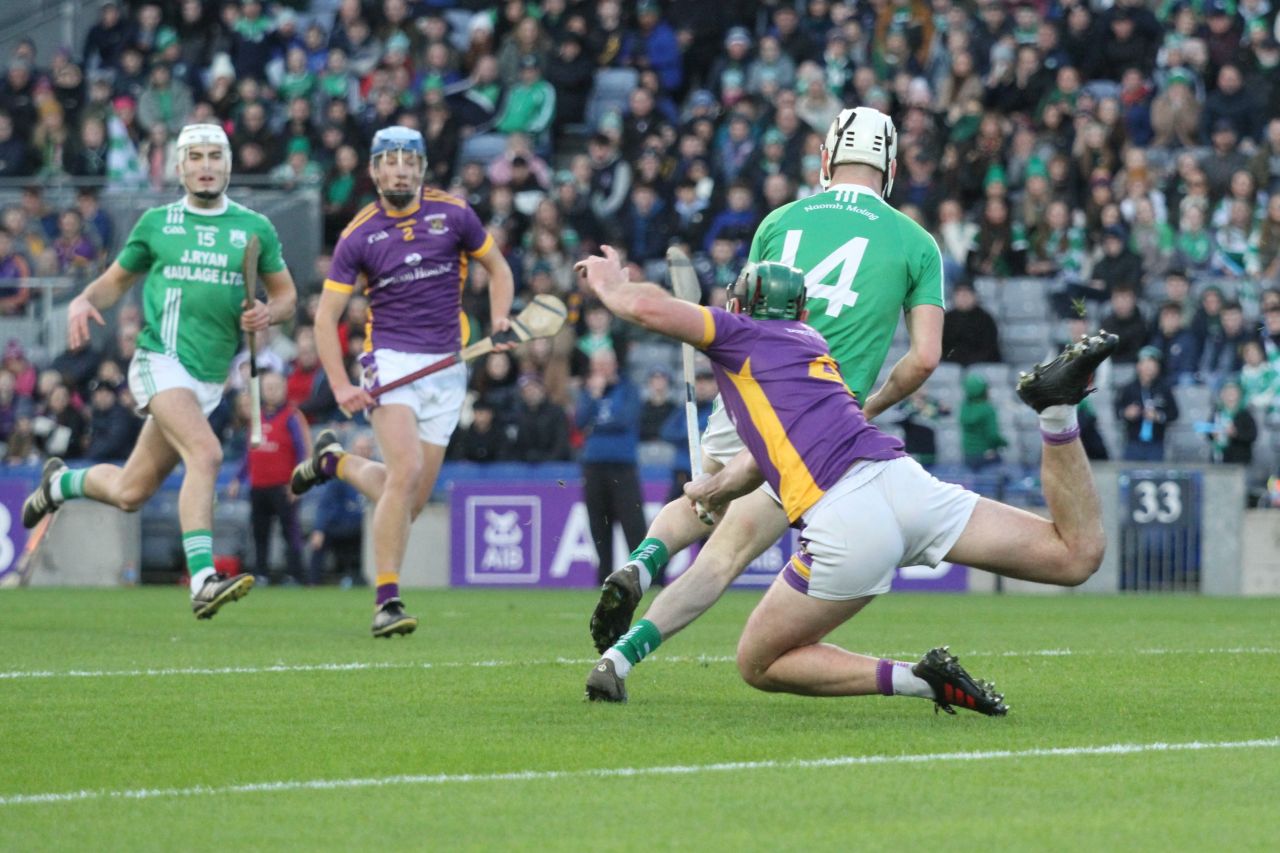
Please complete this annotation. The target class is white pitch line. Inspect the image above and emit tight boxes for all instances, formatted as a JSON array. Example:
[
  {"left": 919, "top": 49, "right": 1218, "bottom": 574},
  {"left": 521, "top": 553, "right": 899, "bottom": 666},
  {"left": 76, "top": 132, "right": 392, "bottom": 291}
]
[
  {"left": 1, "top": 737, "right": 1276, "bottom": 808},
  {"left": 0, "top": 647, "right": 1275, "bottom": 682}
]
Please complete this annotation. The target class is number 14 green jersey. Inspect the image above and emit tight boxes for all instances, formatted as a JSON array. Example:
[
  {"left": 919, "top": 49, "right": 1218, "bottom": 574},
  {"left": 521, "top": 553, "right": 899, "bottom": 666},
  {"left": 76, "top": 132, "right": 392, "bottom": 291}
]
[
  {"left": 747, "top": 184, "right": 944, "bottom": 401},
  {"left": 117, "top": 199, "right": 286, "bottom": 382}
]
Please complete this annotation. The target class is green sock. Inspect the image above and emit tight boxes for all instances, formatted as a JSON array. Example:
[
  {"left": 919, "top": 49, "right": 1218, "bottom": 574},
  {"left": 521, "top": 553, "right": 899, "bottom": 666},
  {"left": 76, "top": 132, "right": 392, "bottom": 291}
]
[
  {"left": 182, "top": 529, "right": 215, "bottom": 577},
  {"left": 613, "top": 618, "right": 662, "bottom": 667},
  {"left": 628, "top": 538, "right": 669, "bottom": 592},
  {"left": 52, "top": 469, "right": 87, "bottom": 503}
]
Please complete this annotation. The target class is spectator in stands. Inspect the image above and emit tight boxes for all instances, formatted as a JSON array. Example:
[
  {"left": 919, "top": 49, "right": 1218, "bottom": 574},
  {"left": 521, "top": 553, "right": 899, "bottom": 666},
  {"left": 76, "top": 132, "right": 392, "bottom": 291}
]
[
  {"left": 893, "top": 390, "right": 950, "bottom": 467},
  {"left": 451, "top": 398, "right": 504, "bottom": 463},
  {"left": 1147, "top": 301, "right": 1200, "bottom": 384},
  {"left": 510, "top": 373, "right": 570, "bottom": 463},
  {"left": 0, "top": 111, "right": 32, "bottom": 177},
  {"left": 619, "top": 182, "right": 673, "bottom": 265},
  {"left": 84, "top": 378, "right": 137, "bottom": 462},
  {"left": 137, "top": 63, "right": 194, "bottom": 136},
  {"left": 702, "top": 181, "right": 758, "bottom": 256},
  {"left": 82, "top": 2, "right": 131, "bottom": 75},
  {"left": 1251, "top": 118, "right": 1280, "bottom": 196},
  {"left": 229, "top": 371, "right": 309, "bottom": 586},
  {"left": 544, "top": 34, "right": 591, "bottom": 134},
  {"left": 1117, "top": 346, "right": 1179, "bottom": 462},
  {"left": 1102, "top": 285, "right": 1149, "bottom": 364},
  {"left": 0, "top": 368, "right": 29, "bottom": 448},
  {"left": 1191, "top": 285, "right": 1227, "bottom": 357},
  {"left": 32, "top": 382, "right": 86, "bottom": 460},
  {"left": 960, "top": 373, "right": 1007, "bottom": 472},
  {"left": 1174, "top": 205, "right": 1216, "bottom": 273},
  {"left": 0, "top": 229, "right": 31, "bottom": 316},
  {"left": 969, "top": 196, "right": 1023, "bottom": 278},
  {"left": 639, "top": 367, "right": 674, "bottom": 443},
  {"left": 1203, "top": 120, "right": 1251, "bottom": 201},
  {"left": 1206, "top": 378, "right": 1257, "bottom": 464},
  {"left": 1260, "top": 304, "right": 1280, "bottom": 363},
  {"left": 1200, "top": 300, "right": 1252, "bottom": 382},
  {"left": 50, "top": 210, "right": 99, "bottom": 281},
  {"left": 0, "top": 60, "right": 37, "bottom": 134},
  {"left": 308, "top": 431, "right": 372, "bottom": 587},
  {"left": 1240, "top": 339, "right": 1279, "bottom": 412},
  {"left": 587, "top": 133, "right": 632, "bottom": 223},
  {"left": 1091, "top": 225, "right": 1145, "bottom": 299},
  {"left": 576, "top": 346, "right": 645, "bottom": 584},
  {"left": 942, "top": 281, "right": 1001, "bottom": 366},
  {"left": 1202, "top": 64, "right": 1259, "bottom": 143},
  {"left": 495, "top": 56, "right": 556, "bottom": 140}
]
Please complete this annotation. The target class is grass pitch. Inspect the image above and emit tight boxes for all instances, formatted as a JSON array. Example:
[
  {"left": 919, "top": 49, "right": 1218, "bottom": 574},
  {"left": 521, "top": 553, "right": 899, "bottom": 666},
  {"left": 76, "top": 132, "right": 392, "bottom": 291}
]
[{"left": 0, "top": 588, "right": 1276, "bottom": 851}]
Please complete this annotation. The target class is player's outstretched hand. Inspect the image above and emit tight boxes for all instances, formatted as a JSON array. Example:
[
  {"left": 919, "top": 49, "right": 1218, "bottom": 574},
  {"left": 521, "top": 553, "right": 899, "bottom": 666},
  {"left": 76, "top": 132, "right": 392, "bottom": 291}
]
[
  {"left": 334, "top": 382, "right": 375, "bottom": 418},
  {"left": 574, "top": 245, "right": 627, "bottom": 297},
  {"left": 67, "top": 294, "right": 105, "bottom": 350},
  {"left": 240, "top": 298, "right": 271, "bottom": 332}
]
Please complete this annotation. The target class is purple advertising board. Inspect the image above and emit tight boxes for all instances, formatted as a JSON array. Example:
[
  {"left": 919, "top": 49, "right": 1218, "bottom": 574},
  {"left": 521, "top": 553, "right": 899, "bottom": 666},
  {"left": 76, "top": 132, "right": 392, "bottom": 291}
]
[
  {"left": 449, "top": 480, "right": 967, "bottom": 592},
  {"left": 0, "top": 481, "right": 33, "bottom": 586}
]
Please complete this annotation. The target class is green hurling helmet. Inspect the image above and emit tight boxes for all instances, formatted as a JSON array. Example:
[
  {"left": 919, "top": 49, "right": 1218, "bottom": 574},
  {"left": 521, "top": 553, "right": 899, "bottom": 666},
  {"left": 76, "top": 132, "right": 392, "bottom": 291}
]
[{"left": 730, "top": 261, "right": 808, "bottom": 321}]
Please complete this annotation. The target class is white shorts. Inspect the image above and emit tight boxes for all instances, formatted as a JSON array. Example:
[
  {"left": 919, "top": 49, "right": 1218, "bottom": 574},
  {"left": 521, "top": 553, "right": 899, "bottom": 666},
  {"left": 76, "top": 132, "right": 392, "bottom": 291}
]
[
  {"left": 783, "top": 456, "right": 979, "bottom": 601},
  {"left": 129, "top": 350, "right": 225, "bottom": 417},
  {"left": 359, "top": 349, "right": 467, "bottom": 446}
]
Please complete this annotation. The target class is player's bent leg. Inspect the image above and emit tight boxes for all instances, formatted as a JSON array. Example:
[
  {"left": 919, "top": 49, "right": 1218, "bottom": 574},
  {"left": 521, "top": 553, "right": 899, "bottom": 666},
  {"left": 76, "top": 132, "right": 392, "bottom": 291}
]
[
  {"left": 589, "top": 492, "right": 721, "bottom": 653},
  {"left": 83, "top": 417, "right": 181, "bottom": 512},
  {"left": 735, "top": 576, "right": 877, "bottom": 696},
  {"left": 150, "top": 389, "right": 256, "bottom": 618},
  {"left": 368, "top": 403, "right": 424, "bottom": 637},
  {"left": 409, "top": 439, "right": 447, "bottom": 520},
  {"left": 644, "top": 488, "right": 789, "bottom": 641},
  {"left": 290, "top": 428, "right": 346, "bottom": 496}
]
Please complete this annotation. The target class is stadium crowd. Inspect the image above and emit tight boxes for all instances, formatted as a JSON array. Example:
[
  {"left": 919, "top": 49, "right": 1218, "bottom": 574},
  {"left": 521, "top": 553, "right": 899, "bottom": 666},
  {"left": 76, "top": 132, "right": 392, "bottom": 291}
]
[{"left": 1, "top": 0, "right": 1280, "bottom": 509}]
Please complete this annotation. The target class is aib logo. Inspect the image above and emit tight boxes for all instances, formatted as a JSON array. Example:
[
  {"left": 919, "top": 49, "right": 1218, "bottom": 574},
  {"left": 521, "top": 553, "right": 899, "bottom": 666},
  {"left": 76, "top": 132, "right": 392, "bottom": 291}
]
[{"left": 481, "top": 510, "right": 524, "bottom": 571}]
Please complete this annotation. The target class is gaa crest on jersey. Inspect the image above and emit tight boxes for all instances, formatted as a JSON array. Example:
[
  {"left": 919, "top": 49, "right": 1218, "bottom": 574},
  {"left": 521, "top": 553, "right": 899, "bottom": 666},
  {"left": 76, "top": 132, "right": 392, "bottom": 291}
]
[
  {"left": 405, "top": 252, "right": 423, "bottom": 266},
  {"left": 424, "top": 214, "right": 449, "bottom": 235},
  {"left": 230, "top": 229, "right": 248, "bottom": 248}
]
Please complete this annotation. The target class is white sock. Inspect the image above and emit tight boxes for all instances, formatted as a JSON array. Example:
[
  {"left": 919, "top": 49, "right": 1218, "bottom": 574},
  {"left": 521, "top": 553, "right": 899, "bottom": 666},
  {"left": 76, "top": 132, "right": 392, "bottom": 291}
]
[
  {"left": 630, "top": 561, "right": 652, "bottom": 594},
  {"left": 602, "top": 648, "right": 632, "bottom": 679},
  {"left": 1037, "top": 404, "right": 1078, "bottom": 435},
  {"left": 189, "top": 567, "right": 216, "bottom": 595},
  {"left": 49, "top": 477, "right": 65, "bottom": 504},
  {"left": 892, "top": 662, "right": 935, "bottom": 699}
]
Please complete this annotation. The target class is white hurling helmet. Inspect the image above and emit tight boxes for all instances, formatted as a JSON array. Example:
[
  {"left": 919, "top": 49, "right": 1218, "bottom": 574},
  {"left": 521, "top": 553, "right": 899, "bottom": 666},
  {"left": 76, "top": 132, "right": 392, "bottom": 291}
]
[{"left": 820, "top": 107, "right": 898, "bottom": 196}]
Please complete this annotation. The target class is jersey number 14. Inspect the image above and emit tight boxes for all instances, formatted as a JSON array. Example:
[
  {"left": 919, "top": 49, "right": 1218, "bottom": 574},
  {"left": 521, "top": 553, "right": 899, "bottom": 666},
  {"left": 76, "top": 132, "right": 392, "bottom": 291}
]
[{"left": 780, "top": 230, "right": 867, "bottom": 318}]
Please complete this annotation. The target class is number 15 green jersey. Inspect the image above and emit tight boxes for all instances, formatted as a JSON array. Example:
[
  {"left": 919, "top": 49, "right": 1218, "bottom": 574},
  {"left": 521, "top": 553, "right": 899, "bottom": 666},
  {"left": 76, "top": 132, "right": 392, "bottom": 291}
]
[
  {"left": 747, "top": 184, "right": 944, "bottom": 401},
  {"left": 117, "top": 199, "right": 286, "bottom": 383}
]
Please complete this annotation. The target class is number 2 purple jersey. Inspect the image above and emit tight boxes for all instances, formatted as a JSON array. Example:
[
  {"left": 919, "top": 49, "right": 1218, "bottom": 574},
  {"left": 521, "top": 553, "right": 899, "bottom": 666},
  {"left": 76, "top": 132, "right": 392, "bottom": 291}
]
[{"left": 324, "top": 189, "right": 493, "bottom": 354}]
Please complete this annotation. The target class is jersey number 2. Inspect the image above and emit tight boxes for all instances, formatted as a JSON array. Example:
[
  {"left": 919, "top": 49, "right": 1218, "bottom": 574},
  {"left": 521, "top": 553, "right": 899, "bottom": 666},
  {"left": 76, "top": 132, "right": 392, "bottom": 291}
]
[{"left": 780, "top": 231, "right": 868, "bottom": 318}]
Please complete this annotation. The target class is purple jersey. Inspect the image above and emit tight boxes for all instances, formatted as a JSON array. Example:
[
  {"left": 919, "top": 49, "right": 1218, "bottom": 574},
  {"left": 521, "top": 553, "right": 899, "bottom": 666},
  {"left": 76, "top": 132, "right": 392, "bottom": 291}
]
[
  {"left": 698, "top": 306, "right": 905, "bottom": 523},
  {"left": 324, "top": 188, "right": 493, "bottom": 354}
]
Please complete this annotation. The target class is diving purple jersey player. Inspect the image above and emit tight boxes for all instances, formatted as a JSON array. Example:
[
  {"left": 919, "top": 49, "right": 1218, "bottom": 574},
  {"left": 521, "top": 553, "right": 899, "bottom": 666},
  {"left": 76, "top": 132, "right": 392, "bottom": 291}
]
[
  {"left": 294, "top": 126, "right": 516, "bottom": 638},
  {"left": 578, "top": 246, "right": 1115, "bottom": 715}
]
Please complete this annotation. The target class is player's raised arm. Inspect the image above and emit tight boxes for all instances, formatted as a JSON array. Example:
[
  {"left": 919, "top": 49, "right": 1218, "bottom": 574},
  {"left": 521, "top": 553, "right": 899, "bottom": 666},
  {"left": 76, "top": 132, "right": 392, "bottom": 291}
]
[
  {"left": 576, "top": 245, "right": 709, "bottom": 347},
  {"left": 67, "top": 261, "right": 139, "bottom": 349}
]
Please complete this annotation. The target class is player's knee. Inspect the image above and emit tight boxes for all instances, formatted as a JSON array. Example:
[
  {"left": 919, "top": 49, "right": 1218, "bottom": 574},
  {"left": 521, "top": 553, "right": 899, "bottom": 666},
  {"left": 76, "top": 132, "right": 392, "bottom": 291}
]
[
  {"left": 384, "top": 458, "right": 424, "bottom": 494},
  {"left": 735, "top": 641, "right": 778, "bottom": 691},
  {"left": 114, "top": 483, "right": 150, "bottom": 513},
  {"left": 185, "top": 440, "right": 223, "bottom": 476}
]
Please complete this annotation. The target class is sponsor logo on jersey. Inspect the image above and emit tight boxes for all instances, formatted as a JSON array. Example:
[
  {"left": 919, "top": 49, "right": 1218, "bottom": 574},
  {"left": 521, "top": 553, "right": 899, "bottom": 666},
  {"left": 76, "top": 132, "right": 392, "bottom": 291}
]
[
  {"left": 195, "top": 224, "right": 218, "bottom": 233},
  {"left": 367, "top": 230, "right": 389, "bottom": 244},
  {"left": 229, "top": 229, "right": 247, "bottom": 248},
  {"left": 424, "top": 214, "right": 449, "bottom": 235},
  {"left": 178, "top": 249, "right": 230, "bottom": 268},
  {"left": 162, "top": 226, "right": 187, "bottom": 235},
  {"left": 405, "top": 252, "right": 422, "bottom": 266}
]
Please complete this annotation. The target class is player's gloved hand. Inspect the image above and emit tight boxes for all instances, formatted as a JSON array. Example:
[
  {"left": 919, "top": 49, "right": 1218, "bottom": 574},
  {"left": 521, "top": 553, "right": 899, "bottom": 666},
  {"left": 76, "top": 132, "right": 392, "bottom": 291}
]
[
  {"left": 334, "top": 381, "right": 375, "bottom": 418},
  {"left": 240, "top": 298, "right": 271, "bottom": 332},
  {"left": 491, "top": 315, "right": 517, "bottom": 353},
  {"left": 67, "top": 294, "right": 105, "bottom": 350}
]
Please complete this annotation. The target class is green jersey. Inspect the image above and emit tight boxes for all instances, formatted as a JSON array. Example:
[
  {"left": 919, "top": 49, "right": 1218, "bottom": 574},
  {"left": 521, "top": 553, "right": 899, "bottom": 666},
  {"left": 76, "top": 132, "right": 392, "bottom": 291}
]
[
  {"left": 117, "top": 199, "right": 286, "bottom": 382},
  {"left": 748, "top": 185, "right": 944, "bottom": 401}
]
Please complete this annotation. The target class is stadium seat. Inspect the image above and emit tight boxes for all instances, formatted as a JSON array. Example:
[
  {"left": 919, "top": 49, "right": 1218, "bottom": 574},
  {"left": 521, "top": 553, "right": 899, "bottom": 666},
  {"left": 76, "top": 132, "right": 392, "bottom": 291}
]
[
  {"left": 1001, "top": 278, "right": 1050, "bottom": 321},
  {"left": 1106, "top": 362, "right": 1137, "bottom": 391},
  {"left": 1167, "top": 426, "right": 1209, "bottom": 463},
  {"left": 935, "top": 424, "right": 962, "bottom": 465},
  {"left": 965, "top": 363, "right": 1012, "bottom": 390},
  {"left": 974, "top": 276, "right": 1000, "bottom": 308},
  {"left": 1173, "top": 385, "right": 1212, "bottom": 420},
  {"left": 460, "top": 133, "right": 509, "bottom": 165},
  {"left": 584, "top": 68, "right": 639, "bottom": 129}
]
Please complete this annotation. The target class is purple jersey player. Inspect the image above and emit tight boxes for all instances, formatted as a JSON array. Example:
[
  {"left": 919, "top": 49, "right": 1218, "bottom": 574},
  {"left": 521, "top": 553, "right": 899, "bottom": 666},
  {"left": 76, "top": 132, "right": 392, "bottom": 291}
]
[
  {"left": 578, "top": 245, "right": 1116, "bottom": 715},
  {"left": 293, "top": 127, "right": 516, "bottom": 638}
]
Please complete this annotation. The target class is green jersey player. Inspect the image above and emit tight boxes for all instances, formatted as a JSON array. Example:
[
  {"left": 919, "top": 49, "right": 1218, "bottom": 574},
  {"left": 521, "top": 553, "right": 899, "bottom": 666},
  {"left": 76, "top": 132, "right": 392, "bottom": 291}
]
[
  {"left": 587, "top": 108, "right": 946, "bottom": 701},
  {"left": 21, "top": 123, "right": 298, "bottom": 619}
]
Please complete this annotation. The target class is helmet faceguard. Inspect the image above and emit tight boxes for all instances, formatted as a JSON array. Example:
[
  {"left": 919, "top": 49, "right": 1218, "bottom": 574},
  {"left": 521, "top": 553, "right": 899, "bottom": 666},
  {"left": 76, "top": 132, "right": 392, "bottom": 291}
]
[
  {"left": 370, "top": 126, "right": 427, "bottom": 209},
  {"left": 728, "top": 262, "right": 808, "bottom": 321},
  {"left": 176, "top": 123, "right": 232, "bottom": 201},
  {"left": 819, "top": 107, "right": 898, "bottom": 196}
]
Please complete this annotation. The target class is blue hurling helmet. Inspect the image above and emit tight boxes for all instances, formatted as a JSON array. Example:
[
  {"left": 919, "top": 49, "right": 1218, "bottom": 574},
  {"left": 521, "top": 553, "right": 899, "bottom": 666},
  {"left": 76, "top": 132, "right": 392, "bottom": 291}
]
[{"left": 370, "top": 126, "right": 427, "bottom": 208}]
